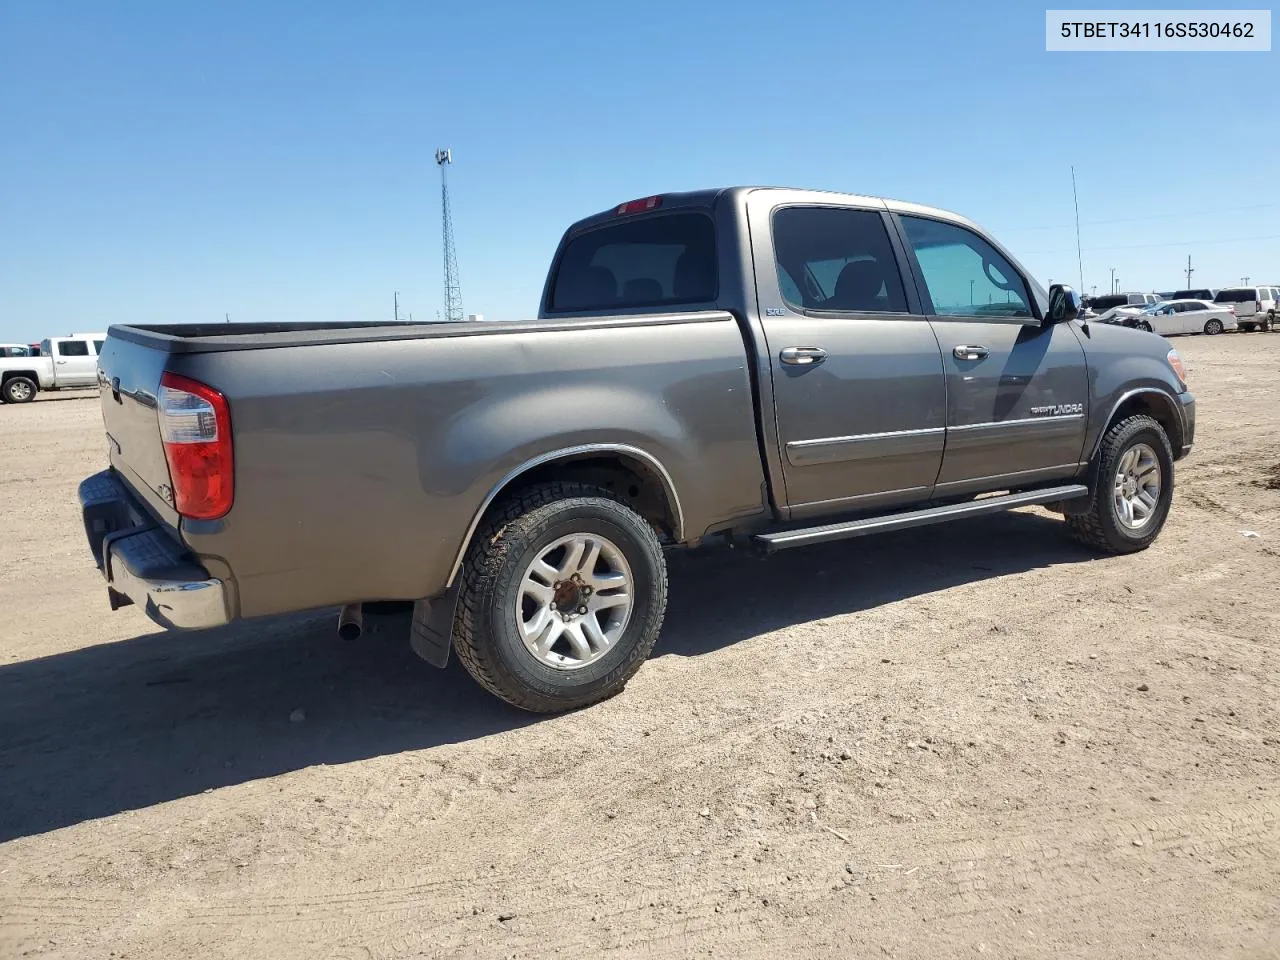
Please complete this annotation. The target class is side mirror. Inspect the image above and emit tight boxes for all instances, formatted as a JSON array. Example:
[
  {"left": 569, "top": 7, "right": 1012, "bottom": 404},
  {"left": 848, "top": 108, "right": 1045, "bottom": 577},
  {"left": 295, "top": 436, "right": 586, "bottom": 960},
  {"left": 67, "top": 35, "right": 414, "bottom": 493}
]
[{"left": 1047, "top": 284, "right": 1082, "bottom": 324}]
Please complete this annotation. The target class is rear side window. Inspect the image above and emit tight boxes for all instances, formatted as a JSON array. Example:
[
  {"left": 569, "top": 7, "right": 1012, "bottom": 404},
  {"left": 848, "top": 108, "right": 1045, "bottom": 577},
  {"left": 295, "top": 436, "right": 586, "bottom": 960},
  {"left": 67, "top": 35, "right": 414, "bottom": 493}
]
[
  {"left": 93, "top": 339, "right": 105, "bottom": 354},
  {"left": 56, "top": 340, "right": 89, "bottom": 356},
  {"left": 1089, "top": 295, "right": 1126, "bottom": 311},
  {"left": 1215, "top": 288, "right": 1254, "bottom": 303},
  {"left": 549, "top": 213, "right": 717, "bottom": 312},
  {"left": 771, "top": 207, "right": 909, "bottom": 313}
]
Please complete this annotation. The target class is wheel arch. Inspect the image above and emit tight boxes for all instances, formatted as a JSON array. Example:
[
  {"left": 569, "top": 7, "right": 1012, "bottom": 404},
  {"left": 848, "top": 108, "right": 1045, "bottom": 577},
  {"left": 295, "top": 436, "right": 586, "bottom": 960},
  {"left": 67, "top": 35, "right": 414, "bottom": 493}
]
[
  {"left": 1092, "top": 389, "right": 1184, "bottom": 462},
  {"left": 445, "top": 444, "right": 685, "bottom": 589}
]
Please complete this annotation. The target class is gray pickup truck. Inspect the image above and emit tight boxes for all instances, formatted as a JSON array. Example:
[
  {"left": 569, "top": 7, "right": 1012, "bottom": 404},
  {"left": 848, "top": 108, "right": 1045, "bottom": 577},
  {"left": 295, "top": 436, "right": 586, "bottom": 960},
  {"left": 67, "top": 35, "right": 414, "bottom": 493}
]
[{"left": 80, "top": 186, "right": 1195, "bottom": 713}]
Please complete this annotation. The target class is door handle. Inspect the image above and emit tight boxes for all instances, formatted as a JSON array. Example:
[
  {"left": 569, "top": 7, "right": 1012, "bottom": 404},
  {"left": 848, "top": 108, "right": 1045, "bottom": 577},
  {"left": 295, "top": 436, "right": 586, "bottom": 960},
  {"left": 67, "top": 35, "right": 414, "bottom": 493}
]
[
  {"left": 780, "top": 346, "right": 827, "bottom": 366},
  {"left": 953, "top": 345, "right": 989, "bottom": 361},
  {"left": 55, "top": 360, "right": 68, "bottom": 365}
]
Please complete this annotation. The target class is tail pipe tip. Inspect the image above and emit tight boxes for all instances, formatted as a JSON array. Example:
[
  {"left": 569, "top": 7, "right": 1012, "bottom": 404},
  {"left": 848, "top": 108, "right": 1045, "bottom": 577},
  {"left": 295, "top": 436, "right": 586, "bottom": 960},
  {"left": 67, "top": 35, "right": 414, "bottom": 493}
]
[{"left": 337, "top": 603, "right": 363, "bottom": 641}]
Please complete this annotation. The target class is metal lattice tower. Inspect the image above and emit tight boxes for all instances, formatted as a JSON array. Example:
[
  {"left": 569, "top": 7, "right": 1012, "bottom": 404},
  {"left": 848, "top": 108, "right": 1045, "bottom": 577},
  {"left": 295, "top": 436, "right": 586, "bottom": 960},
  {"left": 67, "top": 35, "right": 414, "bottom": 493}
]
[{"left": 435, "top": 148, "right": 463, "bottom": 322}]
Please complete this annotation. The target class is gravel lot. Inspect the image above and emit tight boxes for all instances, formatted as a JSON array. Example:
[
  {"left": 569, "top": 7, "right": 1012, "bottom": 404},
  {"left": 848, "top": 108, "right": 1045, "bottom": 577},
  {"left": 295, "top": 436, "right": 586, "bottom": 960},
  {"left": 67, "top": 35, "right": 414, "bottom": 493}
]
[{"left": 1, "top": 333, "right": 1278, "bottom": 959}]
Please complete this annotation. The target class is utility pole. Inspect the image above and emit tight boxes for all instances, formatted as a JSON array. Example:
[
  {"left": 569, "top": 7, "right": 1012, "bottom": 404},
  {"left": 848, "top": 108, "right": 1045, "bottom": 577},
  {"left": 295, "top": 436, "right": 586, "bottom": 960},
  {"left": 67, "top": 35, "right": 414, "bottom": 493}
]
[
  {"left": 394, "top": 290, "right": 401, "bottom": 322},
  {"left": 1241, "top": 276, "right": 1250, "bottom": 285},
  {"left": 1110, "top": 268, "right": 1116, "bottom": 294},
  {"left": 436, "top": 148, "right": 464, "bottom": 322},
  {"left": 225, "top": 312, "right": 230, "bottom": 324},
  {"left": 1185, "top": 255, "right": 1194, "bottom": 290}
]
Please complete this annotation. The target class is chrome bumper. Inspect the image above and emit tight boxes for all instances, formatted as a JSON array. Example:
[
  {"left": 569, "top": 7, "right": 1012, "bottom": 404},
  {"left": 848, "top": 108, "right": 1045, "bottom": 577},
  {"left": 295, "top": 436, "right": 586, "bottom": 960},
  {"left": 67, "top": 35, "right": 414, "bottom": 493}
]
[{"left": 78, "top": 470, "right": 231, "bottom": 630}]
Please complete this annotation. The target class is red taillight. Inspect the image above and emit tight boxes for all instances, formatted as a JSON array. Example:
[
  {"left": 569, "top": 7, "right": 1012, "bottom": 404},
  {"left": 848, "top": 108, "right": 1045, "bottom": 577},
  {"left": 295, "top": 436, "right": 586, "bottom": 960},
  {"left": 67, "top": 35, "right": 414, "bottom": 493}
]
[
  {"left": 615, "top": 195, "right": 663, "bottom": 216},
  {"left": 158, "top": 372, "right": 233, "bottom": 519}
]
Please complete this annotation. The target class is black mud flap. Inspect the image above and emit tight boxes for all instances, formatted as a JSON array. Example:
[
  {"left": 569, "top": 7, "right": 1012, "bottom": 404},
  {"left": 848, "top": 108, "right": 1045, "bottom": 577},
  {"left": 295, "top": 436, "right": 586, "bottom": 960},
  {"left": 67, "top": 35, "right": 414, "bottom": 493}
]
[{"left": 410, "top": 582, "right": 461, "bottom": 668}]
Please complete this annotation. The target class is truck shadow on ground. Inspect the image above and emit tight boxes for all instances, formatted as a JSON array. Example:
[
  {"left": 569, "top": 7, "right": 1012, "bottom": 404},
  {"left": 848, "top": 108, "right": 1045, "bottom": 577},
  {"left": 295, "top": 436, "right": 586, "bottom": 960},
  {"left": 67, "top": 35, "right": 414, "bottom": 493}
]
[{"left": 0, "top": 511, "right": 1094, "bottom": 842}]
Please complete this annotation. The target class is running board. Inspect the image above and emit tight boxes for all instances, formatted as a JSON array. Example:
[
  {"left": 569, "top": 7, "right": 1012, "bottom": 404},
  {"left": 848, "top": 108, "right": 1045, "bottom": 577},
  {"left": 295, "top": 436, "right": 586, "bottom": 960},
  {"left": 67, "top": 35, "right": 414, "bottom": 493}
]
[{"left": 754, "top": 485, "right": 1090, "bottom": 552}]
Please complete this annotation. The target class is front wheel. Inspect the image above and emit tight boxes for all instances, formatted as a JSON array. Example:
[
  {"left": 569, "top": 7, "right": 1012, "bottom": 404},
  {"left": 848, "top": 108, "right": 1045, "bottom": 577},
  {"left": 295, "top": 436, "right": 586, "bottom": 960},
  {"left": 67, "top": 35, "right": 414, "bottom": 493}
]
[
  {"left": 1203, "top": 318, "right": 1224, "bottom": 336},
  {"left": 1067, "top": 415, "right": 1174, "bottom": 554},
  {"left": 2, "top": 376, "right": 37, "bottom": 404},
  {"left": 452, "top": 481, "right": 668, "bottom": 713},
  {"left": 1136, "top": 320, "right": 1153, "bottom": 332}
]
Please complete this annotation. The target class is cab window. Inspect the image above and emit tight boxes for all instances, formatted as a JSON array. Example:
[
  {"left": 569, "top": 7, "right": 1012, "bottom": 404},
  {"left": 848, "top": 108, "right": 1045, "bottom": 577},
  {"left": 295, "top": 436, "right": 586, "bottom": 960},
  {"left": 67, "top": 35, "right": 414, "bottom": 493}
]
[
  {"left": 770, "top": 207, "right": 909, "bottom": 314},
  {"left": 901, "top": 216, "right": 1033, "bottom": 319},
  {"left": 56, "top": 340, "right": 89, "bottom": 357}
]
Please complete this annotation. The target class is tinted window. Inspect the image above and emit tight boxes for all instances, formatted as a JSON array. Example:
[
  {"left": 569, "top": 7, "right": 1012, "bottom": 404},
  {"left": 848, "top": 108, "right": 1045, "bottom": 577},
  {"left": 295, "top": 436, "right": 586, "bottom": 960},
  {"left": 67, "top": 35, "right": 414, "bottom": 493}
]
[
  {"left": 1215, "top": 288, "right": 1254, "bottom": 303},
  {"left": 1173, "top": 289, "right": 1211, "bottom": 300},
  {"left": 549, "top": 213, "right": 716, "bottom": 312},
  {"left": 93, "top": 339, "right": 105, "bottom": 354},
  {"left": 771, "top": 207, "right": 909, "bottom": 313},
  {"left": 1089, "top": 295, "right": 1127, "bottom": 311},
  {"left": 1183, "top": 302, "right": 1205, "bottom": 311},
  {"left": 57, "top": 340, "right": 89, "bottom": 356},
  {"left": 901, "top": 216, "right": 1032, "bottom": 318}
]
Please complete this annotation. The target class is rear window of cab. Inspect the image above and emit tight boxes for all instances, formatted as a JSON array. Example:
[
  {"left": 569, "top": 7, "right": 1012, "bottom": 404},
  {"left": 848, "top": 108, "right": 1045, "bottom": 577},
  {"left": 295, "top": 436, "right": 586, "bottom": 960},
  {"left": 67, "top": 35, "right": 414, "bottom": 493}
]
[{"left": 549, "top": 213, "right": 717, "bottom": 312}]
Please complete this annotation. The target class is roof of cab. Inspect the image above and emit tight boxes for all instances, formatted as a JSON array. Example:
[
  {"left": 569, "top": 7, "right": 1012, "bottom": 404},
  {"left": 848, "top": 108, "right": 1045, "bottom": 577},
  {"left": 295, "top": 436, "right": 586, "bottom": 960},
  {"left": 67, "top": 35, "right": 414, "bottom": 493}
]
[{"left": 562, "top": 186, "right": 977, "bottom": 237}]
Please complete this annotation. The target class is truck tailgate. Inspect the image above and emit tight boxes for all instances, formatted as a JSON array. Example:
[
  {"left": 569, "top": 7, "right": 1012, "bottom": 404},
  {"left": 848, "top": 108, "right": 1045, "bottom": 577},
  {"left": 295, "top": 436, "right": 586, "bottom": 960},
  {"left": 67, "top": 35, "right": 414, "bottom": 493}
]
[{"left": 95, "top": 336, "right": 182, "bottom": 528}]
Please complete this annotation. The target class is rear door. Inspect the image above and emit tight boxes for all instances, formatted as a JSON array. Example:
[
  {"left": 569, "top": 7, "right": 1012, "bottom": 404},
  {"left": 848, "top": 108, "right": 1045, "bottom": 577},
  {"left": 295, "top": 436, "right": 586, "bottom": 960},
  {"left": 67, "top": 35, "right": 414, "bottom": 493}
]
[
  {"left": 749, "top": 200, "right": 947, "bottom": 517},
  {"left": 895, "top": 213, "right": 1089, "bottom": 497},
  {"left": 50, "top": 337, "right": 98, "bottom": 386}
]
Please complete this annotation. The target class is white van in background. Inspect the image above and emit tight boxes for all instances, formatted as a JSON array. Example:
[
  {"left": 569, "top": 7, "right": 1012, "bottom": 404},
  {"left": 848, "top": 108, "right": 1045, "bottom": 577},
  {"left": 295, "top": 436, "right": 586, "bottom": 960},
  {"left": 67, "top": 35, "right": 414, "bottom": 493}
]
[{"left": 1214, "top": 286, "right": 1279, "bottom": 331}]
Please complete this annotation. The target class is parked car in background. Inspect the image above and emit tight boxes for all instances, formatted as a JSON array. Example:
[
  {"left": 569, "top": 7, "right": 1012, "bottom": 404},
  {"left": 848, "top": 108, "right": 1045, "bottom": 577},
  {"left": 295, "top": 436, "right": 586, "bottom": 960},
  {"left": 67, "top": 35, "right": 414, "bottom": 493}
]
[
  {"left": 1214, "top": 286, "right": 1278, "bottom": 331},
  {"left": 1171, "top": 288, "right": 1218, "bottom": 302},
  {"left": 79, "top": 186, "right": 1195, "bottom": 713},
  {"left": 0, "top": 332, "right": 106, "bottom": 403},
  {"left": 1117, "top": 299, "right": 1237, "bottom": 336},
  {"left": 0, "top": 343, "right": 34, "bottom": 358}
]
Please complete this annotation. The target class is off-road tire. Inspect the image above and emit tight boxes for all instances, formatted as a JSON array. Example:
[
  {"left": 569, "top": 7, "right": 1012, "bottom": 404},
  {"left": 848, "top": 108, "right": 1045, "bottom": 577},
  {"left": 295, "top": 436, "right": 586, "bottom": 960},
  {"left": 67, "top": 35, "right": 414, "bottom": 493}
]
[
  {"left": 1067, "top": 415, "right": 1174, "bottom": 554},
  {"left": 452, "top": 481, "right": 667, "bottom": 713},
  {"left": 1, "top": 376, "right": 37, "bottom": 404}
]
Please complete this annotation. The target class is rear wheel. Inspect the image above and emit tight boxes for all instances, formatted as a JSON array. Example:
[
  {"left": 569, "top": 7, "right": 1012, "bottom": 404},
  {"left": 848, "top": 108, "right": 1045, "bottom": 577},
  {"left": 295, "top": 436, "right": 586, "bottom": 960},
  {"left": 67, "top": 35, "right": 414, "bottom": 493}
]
[
  {"left": 1203, "top": 318, "right": 1224, "bottom": 335},
  {"left": 452, "top": 481, "right": 668, "bottom": 713},
  {"left": 1067, "top": 415, "right": 1174, "bottom": 554},
  {"left": 2, "top": 376, "right": 37, "bottom": 404}
]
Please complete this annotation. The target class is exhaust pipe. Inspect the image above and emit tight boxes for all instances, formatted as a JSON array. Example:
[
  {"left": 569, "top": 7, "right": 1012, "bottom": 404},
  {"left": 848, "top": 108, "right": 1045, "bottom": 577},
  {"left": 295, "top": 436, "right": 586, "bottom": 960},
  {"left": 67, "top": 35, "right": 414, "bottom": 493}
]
[{"left": 337, "top": 603, "right": 363, "bottom": 641}]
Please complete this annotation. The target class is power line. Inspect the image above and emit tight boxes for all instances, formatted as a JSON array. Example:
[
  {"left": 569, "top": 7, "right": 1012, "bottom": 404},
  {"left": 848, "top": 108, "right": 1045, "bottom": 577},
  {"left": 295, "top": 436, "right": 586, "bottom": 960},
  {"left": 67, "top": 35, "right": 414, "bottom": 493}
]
[
  {"left": 1021, "top": 233, "right": 1280, "bottom": 257},
  {"left": 1001, "top": 201, "right": 1280, "bottom": 234}
]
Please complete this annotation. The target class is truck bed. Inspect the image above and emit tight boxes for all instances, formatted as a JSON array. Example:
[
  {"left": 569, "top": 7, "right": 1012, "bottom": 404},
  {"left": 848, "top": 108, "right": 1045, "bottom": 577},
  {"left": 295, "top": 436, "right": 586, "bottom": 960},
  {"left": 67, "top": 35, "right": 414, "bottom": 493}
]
[
  {"left": 111, "top": 313, "right": 730, "bottom": 353},
  {"left": 95, "top": 310, "right": 770, "bottom": 621}
]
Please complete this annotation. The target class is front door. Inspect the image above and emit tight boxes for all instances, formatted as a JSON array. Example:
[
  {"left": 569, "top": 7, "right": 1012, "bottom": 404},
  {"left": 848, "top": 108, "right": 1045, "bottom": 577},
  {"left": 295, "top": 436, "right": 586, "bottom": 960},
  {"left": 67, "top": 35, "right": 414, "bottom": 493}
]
[
  {"left": 753, "top": 203, "right": 947, "bottom": 518},
  {"left": 896, "top": 214, "right": 1089, "bottom": 497}
]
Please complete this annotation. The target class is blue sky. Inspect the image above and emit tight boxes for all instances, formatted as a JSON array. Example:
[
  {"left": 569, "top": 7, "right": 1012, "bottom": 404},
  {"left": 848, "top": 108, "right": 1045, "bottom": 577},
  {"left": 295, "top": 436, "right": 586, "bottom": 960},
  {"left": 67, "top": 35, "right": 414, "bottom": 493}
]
[{"left": 1, "top": 1, "right": 1276, "bottom": 342}]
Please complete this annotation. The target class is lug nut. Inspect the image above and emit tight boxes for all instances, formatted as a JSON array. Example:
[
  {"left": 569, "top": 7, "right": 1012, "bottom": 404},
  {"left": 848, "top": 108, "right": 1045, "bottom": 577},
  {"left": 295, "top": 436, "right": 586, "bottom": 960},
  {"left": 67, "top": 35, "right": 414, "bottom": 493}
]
[
  {"left": 549, "top": 602, "right": 557, "bottom": 610},
  {"left": 578, "top": 605, "right": 588, "bottom": 614},
  {"left": 583, "top": 586, "right": 593, "bottom": 596}
]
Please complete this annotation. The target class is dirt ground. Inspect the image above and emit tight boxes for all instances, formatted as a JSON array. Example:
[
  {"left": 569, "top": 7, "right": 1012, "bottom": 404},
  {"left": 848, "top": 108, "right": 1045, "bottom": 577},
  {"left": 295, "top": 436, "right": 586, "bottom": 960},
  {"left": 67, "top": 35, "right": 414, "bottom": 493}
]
[{"left": 2, "top": 333, "right": 1278, "bottom": 960}]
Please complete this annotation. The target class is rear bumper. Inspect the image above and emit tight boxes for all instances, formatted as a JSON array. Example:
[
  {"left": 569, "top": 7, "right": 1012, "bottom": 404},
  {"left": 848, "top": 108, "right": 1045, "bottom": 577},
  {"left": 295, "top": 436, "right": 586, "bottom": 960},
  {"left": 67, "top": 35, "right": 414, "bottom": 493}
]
[{"left": 78, "top": 469, "right": 231, "bottom": 630}]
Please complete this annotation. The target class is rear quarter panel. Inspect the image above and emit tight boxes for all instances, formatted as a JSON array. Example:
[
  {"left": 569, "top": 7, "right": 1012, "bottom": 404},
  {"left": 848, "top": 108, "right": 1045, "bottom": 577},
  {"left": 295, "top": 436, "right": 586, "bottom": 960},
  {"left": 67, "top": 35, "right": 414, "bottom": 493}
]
[{"left": 176, "top": 315, "right": 765, "bottom": 619}]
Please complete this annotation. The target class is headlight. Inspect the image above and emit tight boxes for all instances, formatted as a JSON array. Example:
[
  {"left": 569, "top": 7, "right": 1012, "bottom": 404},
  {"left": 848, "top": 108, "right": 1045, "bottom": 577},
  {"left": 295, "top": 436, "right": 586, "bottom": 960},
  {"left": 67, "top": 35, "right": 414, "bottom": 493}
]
[{"left": 1167, "top": 349, "right": 1187, "bottom": 387}]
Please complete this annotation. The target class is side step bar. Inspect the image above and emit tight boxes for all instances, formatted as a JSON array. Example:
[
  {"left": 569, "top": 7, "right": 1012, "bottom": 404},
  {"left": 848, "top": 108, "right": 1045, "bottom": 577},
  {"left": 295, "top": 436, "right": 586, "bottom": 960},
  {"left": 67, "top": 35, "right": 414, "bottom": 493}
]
[{"left": 754, "top": 484, "right": 1090, "bottom": 552}]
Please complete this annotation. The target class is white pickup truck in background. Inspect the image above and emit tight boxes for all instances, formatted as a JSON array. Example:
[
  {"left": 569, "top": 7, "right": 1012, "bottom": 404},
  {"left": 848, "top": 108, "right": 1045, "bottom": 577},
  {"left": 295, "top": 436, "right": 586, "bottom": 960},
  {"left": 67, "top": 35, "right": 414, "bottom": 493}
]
[{"left": 0, "top": 333, "right": 106, "bottom": 403}]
